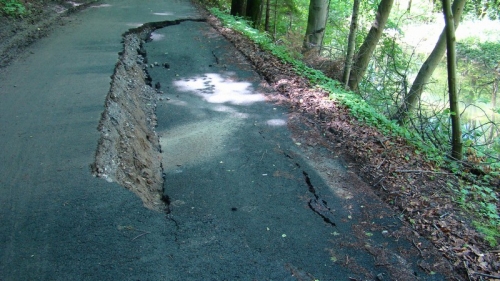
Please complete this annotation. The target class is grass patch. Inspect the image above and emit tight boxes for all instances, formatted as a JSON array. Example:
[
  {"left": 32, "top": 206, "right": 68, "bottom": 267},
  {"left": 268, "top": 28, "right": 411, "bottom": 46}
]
[
  {"left": 473, "top": 221, "right": 500, "bottom": 247},
  {"left": 455, "top": 182, "right": 500, "bottom": 246}
]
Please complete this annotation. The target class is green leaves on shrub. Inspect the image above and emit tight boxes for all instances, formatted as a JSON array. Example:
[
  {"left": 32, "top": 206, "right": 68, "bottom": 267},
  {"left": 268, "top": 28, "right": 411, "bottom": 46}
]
[{"left": 0, "top": 0, "right": 27, "bottom": 17}]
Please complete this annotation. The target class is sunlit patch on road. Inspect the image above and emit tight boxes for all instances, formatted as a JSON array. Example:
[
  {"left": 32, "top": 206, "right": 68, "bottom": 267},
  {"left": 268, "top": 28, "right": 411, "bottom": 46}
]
[
  {"left": 126, "top": 23, "right": 143, "bottom": 28},
  {"left": 159, "top": 118, "right": 243, "bottom": 171},
  {"left": 90, "top": 4, "right": 112, "bottom": 8},
  {"left": 150, "top": 32, "right": 165, "bottom": 41},
  {"left": 66, "top": 1, "right": 82, "bottom": 7},
  {"left": 210, "top": 104, "right": 237, "bottom": 113},
  {"left": 174, "top": 73, "right": 265, "bottom": 105},
  {"left": 166, "top": 99, "right": 188, "bottom": 107},
  {"left": 210, "top": 104, "right": 249, "bottom": 118},
  {"left": 153, "top": 12, "right": 174, "bottom": 16},
  {"left": 266, "top": 119, "right": 287, "bottom": 126}
]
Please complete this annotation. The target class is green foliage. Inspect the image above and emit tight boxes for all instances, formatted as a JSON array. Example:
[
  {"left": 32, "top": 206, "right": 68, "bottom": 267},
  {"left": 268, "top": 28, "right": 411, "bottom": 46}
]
[
  {"left": 390, "top": 0, "right": 437, "bottom": 24},
  {"left": 0, "top": 0, "right": 26, "bottom": 17},
  {"left": 197, "top": 0, "right": 230, "bottom": 11},
  {"left": 454, "top": 182, "right": 500, "bottom": 246},
  {"left": 459, "top": 41, "right": 500, "bottom": 65},
  {"left": 454, "top": 40, "right": 500, "bottom": 157},
  {"left": 321, "top": 0, "right": 374, "bottom": 58},
  {"left": 473, "top": 222, "right": 500, "bottom": 247},
  {"left": 457, "top": 40, "right": 500, "bottom": 85},
  {"left": 464, "top": 0, "right": 500, "bottom": 20},
  {"left": 360, "top": 34, "right": 416, "bottom": 115}
]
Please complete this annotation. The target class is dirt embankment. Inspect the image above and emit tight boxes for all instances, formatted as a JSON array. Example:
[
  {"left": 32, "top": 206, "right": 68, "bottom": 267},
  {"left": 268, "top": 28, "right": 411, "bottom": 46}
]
[
  {"left": 91, "top": 26, "right": 165, "bottom": 211},
  {"left": 92, "top": 19, "right": 205, "bottom": 211}
]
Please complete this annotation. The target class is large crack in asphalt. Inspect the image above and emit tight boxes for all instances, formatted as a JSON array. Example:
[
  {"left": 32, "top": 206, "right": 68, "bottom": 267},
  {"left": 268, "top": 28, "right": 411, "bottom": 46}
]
[
  {"left": 284, "top": 151, "right": 337, "bottom": 227},
  {"left": 92, "top": 18, "right": 205, "bottom": 212},
  {"left": 303, "top": 171, "right": 337, "bottom": 227}
]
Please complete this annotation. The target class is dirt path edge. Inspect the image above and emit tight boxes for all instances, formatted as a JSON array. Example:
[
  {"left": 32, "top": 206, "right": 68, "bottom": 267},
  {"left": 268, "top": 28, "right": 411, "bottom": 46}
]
[{"left": 0, "top": 0, "right": 102, "bottom": 68}]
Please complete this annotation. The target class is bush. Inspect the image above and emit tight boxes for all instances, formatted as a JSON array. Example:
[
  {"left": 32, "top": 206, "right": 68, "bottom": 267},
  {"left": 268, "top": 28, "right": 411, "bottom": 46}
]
[{"left": 0, "top": 0, "right": 27, "bottom": 17}]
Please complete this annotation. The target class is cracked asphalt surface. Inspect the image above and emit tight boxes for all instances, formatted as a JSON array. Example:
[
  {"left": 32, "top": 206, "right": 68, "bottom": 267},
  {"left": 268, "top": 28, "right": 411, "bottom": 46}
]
[{"left": 0, "top": 0, "right": 450, "bottom": 280}]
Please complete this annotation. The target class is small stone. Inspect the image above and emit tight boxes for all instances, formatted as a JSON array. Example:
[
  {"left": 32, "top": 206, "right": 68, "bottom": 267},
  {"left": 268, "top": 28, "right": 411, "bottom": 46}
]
[
  {"left": 154, "top": 61, "right": 159, "bottom": 66},
  {"left": 163, "top": 62, "right": 170, "bottom": 69},
  {"left": 155, "top": 82, "right": 161, "bottom": 90}
]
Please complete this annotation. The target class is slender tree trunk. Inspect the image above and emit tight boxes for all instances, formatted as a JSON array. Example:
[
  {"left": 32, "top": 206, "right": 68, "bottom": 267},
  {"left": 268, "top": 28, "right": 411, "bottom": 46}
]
[
  {"left": 492, "top": 80, "right": 498, "bottom": 118},
  {"left": 488, "top": 79, "right": 498, "bottom": 142},
  {"left": 264, "top": 0, "right": 271, "bottom": 31},
  {"left": 394, "top": 0, "right": 466, "bottom": 123},
  {"left": 257, "top": 0, "right": 265, "bottom": 27},
  {"left": 443, "top": 0, "right": 462, "bottom": 160},
  {"left": 407, "top": 0, "right": 412, "bottom": 12},
  {"left": 302, "top": 0, "right": 330, "bottom": 54},
  {"left": 342, "top": 0, "right": 360, "bottom": 89},
  {"left": 246, "top": 0, "right": 262, "bottom": 27},
  {"left": 348, "top": 0, "right": 394, "bottom": 91},
  {"left": 231, "top": 0, "right": 246, "bottom": 16},
  {"left": 318, "top": 0, "right": 331, "bottom": 55},
  {"left": 273, "top": 0, "right": 278, "bottom": 40}
]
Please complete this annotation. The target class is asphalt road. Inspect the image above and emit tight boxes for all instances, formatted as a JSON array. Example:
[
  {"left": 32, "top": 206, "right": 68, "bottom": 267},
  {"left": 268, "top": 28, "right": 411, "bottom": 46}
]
[{"left": 0, "top": 0, "right": 449, "bottom": 280}]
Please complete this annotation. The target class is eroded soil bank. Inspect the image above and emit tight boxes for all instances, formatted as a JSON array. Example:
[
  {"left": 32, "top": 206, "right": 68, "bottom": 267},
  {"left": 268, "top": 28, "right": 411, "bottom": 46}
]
[
  {"left": 92, "top": 19, "right": 204, "bottom": 211},
  {"left": 92, "top": 26, "right": 164, "bottom": 210}
]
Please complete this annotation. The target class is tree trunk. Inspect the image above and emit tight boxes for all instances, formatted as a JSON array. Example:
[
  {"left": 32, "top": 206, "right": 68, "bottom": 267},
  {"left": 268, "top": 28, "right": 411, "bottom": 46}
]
[
  {"left": 302, "top": 0, "right": 330, "bottom": 53},
  {"left": 318, "top": 0, "right": 331, "bottom": 55},
  {"left": 394, "top": 0, "right": 465, "bottom": 123},
  {"left": 246, "top": 0, "right": 262, "bottom": 27},
  {"left": 348, "top": 0, "right": 394, "bottom": 91},
  {"left": 342, "top": 0, "right": 360, "bottom": 89},
  {"left": 273, "top": 0, "right": 278, "bottom": 39},
  {"left": 487, "top": 78, "right": 498, "bottom": 142},
  {"left": 407, "top": 0, "right": 412, "bottom": 12},
  {"left": 443, "top": 0, "right": 462, "bottom": 160},
  {"left": 264, "top": 0, "right": 271, "bottom": 32},
  {"left": 231, "top": 0, "right": 246, "bottom": 17}
]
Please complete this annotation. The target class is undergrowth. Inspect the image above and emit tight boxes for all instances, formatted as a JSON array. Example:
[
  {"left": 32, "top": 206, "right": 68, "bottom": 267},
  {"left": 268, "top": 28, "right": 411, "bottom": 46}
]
[
  {"left": 209, "top": 7, "right": 500, "bottom": 246},
  {"left": 0, "top": 0, "right": 26, "bottom": 17}
]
